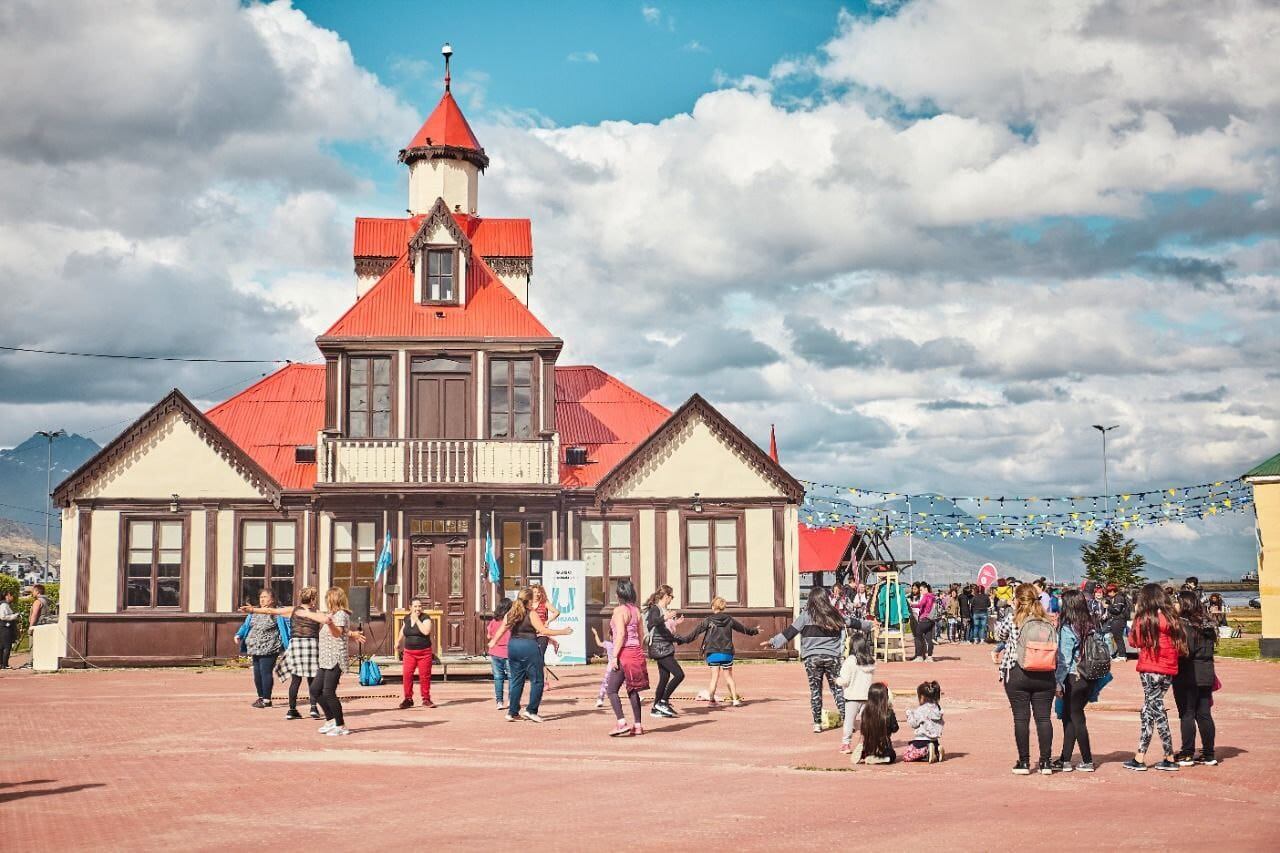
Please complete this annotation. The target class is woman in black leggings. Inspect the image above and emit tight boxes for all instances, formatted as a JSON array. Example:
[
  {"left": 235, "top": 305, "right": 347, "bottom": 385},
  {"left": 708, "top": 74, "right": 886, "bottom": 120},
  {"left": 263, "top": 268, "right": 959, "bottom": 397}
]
[
  {"left": 644, "top": 585, "right": 684, "bottom": 718},
  {"left": 995, "top": 583, "right": 1056, "bottom": 775},
  {"left": 1053, "top": 588, "right": 1099, "bottom": 772}
]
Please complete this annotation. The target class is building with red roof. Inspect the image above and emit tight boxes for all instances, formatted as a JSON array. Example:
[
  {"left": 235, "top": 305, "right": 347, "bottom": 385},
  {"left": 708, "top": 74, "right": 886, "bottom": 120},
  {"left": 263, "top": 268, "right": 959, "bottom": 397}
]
[{"left": 50, "top": 49, "right": 803, "bottom": 667}]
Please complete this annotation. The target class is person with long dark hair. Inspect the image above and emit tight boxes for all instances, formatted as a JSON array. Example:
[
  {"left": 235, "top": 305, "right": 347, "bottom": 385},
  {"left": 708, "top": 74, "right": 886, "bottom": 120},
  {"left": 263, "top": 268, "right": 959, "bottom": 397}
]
[
  {"left": 1124, "top": 583, "right": 1187, "bottom": 772},
  {"left": 1052, "top": 588, "right": 1099, "bottom": 772},
  {"left": 488, "top": 586, "right": 573, "bottom": 723},
  {"left": 995, "top": 583, "right": 1057, "bottom": 775},
  {"left": 604, "top": 580, "right": 650, "bottom": 736},
  {"left": 644, "top": 584, "right": 685, "bottom": 718},
  {"left": 856, "top": 681, "right": 899, "bottom": 765},
  {"left": 766, "top": 586, "right": 871, "bottom": 732},
  {"left": 1173, "top": 590, "right": 1218, "bottom": 766},
  {"left": 910, "top": 582, "right": 938, "bottom": 662}
]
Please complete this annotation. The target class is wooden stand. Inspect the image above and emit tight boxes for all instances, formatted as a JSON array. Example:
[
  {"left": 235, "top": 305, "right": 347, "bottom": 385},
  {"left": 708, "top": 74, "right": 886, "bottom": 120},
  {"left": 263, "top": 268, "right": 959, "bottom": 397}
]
[{"left": 873, "top": 571, "right": 907, "bottom": 663}]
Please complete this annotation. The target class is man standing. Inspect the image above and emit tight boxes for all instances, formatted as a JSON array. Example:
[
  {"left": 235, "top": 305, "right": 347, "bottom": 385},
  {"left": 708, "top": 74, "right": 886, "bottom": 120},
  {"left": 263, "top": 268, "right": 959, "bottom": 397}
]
[
  {"left": 970, "top": 584, "right": 991, "bottom": 643},
  {"left": 28, "top": 584, "right": 53, "bottom": 629},
  {"left": 1105, "top": 584, "right": 1130, "bottom": 660}
]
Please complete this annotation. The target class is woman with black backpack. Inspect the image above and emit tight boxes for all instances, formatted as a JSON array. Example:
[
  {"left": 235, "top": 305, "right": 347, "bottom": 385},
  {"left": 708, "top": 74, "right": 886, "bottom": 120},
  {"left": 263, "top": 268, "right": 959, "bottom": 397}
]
[
  {"left": 995, "top": 583, "right": 1058, "bottom": 775},
  {"left": 1173, "top": 590, "right": 1218, "bottom": 766},
  {"left": 1052, "top": 588, "right": 1107, "bottom": 772}
]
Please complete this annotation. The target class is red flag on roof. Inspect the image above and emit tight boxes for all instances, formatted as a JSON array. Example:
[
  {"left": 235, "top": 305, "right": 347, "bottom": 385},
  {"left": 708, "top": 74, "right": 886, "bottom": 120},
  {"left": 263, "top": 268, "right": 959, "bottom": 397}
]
[{"left": 769, "top": 424, "right": 779, "bottom": 463}]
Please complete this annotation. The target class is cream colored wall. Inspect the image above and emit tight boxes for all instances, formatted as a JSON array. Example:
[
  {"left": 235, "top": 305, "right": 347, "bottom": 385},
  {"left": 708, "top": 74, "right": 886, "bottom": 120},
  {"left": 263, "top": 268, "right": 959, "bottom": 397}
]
[
  {"left": 57, "top": 509, "right": 77, "bottom": 654},
  {"left": 665, "top": 509, "right": 681, "bottom": 608},
  {"left": 409, "top": 159, "right": 478, "bottom": 215},
  {"left": 188, "top": 509, "right": 207, "bottom": 612},
  {"left": 496, "top": 270, "right": 529, "bottom": 305},
  {"left": 318, "top": 513, "right": 332, "bottom": 590},
  {"left": 744, "top": 508, "right": 774, "bottom": 608},
  {"left": 611, "top": 414, "right": 785, "bottom": 500},
  {"left": 356, "top": 273, "right": 380, "bottom": 299},
  {"left": 216, "top": 510, "right": 235, "bottom": 612},
  {"left": 81, "top": 412, "right": 264, "bottom": 501},
  {"left": 786, "top": 504, "right": 799, "bottom": 611},
  {"left": 639, "top": 509, "right": 656, "bottom": 594},
  {"left": 1253, "top": 481, "right": 1280, "bottom": 642},
  {"left": 87, "top": 510, "right": 120, "bottom": 613}
]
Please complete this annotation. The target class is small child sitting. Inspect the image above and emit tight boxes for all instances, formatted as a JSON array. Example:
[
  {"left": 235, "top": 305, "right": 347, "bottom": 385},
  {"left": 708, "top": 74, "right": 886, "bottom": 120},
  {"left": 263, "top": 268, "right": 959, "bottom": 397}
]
[
  {"left": 836, "top": 633, "right": 876, "bottom": 754},
  {"left": 854, "top": 681, "right": 898, "bottom": 765},
  {"left": 902, "top": 680, "right": 944, "bottom": 763}
]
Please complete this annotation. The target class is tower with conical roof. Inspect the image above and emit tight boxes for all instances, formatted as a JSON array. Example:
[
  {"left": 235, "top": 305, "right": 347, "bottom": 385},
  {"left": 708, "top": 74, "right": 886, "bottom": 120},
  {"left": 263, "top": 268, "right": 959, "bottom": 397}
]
[{"left": 400, "top": 43, "right": 488, "bottom": 216}]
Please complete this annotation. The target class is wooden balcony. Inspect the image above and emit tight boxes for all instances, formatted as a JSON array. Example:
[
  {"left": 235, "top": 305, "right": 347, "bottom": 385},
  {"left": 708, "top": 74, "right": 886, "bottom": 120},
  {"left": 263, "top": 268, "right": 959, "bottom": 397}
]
[{"left": 317, "top": 434, "right": 559, "bottom": 486}]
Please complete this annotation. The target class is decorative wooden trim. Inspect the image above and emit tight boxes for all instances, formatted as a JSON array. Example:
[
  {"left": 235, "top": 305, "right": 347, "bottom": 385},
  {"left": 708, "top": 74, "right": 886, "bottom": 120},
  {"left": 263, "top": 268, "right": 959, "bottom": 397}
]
[
  {"left": 52, "top": 389, "right": 282, "bottom": 507},
  {"left": 594, "top": 394, "right": 805, "bottom": 503},
  {"left": 354, "top": 256, "right": 395, "bottom": 278},
  {"left": 204, "top": 507, "right": 218, "bottom": 613},
  {"left": 654, "top": 509, "right": 667, "bottom": 588},
  {"left": 485, "top": 256, "right": 533, "bottom": 278},
  {"left": 74, "top": 508, "right": 92, "bottom": 614},
  {"left": 398, "top": 142, "right": 490, "bottom": 171},
  {"left": 772, "top": 506, "right": 786, "bottom": 608},
  {"left": 117, "top": 512, "right": 191, "bottom": 614},
  {"left": 407, "top": 198, "right": 473, "bottom": 262}
]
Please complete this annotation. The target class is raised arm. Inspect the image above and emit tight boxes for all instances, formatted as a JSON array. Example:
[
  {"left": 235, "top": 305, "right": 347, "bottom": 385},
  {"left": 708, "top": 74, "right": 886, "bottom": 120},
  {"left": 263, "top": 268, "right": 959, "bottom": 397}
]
[
  {"left": 531, "top": 609, "right": 573, "bottom": 638},
  {"left": 241, "top": 604, "right": 301, "bottom": 618}
]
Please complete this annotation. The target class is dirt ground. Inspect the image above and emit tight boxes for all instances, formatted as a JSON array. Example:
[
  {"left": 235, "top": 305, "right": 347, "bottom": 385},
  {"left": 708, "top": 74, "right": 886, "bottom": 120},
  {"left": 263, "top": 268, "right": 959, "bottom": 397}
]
[{"left": 2, "top": 642, "right": 1278, "bottom": 851}]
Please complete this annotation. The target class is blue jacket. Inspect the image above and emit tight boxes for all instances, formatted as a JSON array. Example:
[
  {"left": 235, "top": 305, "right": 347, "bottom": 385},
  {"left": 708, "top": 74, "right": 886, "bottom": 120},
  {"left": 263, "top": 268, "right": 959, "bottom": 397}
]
[
  {"left": 1055, "top": 625, "right": 1080, "bottom": 686},
  {"left": 235, "top": 614, "right": 291, "bottom": 655}
]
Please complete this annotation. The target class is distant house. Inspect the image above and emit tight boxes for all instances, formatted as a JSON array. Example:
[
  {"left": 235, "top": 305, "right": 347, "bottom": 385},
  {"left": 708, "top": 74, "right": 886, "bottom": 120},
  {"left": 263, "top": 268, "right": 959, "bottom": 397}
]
[
  {"left": 50, "top": 58, "right": 803, "bottom": 667},
  {"left": 1244, "top": 450, "right": 1280, "bottom": 658}
]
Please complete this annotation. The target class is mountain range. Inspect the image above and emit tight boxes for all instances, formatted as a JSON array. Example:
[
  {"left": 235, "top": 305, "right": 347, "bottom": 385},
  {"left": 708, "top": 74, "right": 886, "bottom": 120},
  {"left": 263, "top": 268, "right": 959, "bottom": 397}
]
[{"left": 0, "top": 432, "right": 101, "bottom": 555}]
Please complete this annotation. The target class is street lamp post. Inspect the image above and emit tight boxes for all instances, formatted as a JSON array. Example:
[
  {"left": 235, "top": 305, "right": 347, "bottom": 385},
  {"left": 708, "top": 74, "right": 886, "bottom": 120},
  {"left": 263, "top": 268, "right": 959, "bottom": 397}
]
[
  {"left": 1091, "top": 424, "right": 1119, "bottom": 518},
  {"left": 36, "top": 429, "right": 66, "bottom": 582}
]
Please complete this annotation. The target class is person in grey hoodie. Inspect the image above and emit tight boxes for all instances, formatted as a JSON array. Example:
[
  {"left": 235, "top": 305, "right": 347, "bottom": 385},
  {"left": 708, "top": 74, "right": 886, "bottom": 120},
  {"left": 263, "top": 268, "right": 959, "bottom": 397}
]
[
  {"left": 765, "top": 587, "right": 875, "bottom": 732},
  {"left": 903, "top": 680, "right": 945, "bottom": 762}
]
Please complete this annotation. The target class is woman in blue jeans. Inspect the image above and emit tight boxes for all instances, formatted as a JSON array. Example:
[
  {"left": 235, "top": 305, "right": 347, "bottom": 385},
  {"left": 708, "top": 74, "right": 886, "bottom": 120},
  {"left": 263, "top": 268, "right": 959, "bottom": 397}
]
[{"left": 488, "top": 586, "right": 573, "bottom": 722}]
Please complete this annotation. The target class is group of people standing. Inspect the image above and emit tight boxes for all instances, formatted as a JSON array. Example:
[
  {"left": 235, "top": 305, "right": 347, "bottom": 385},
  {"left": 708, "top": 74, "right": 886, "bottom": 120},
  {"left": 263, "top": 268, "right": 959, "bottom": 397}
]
[
  {"left": 994, "top": 581, "right": 1220, "bottom": 775},
  {"left": 0, "top": 584, "right": 54, "bottom": 669}
]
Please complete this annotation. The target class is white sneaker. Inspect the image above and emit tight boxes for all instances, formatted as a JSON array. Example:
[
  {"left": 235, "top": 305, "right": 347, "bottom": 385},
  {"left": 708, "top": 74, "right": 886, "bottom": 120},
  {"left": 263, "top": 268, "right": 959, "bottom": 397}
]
[
  {"left": 504, "top": 714, "right": 518, "bottom": 722},
  {"left": 326, "top": 726, "right": 351, "bottom": 736},
  {"left": 813, "top": 723, "right": 822, "bottom": 733},
  {"left": 731, "top": 699, "right": 743, "bottom": 707},
  {"left": 317, "top": 721, "right": 335, "bottom": 734},
  {"left": 925, "top": 656, "right": 935, "bottom": 663},
  {"left": 594, "top": 697, "right": 605, "bottom": 709},
  {"left": 520, "top": 711, "right": 545, "bottom": 723}
]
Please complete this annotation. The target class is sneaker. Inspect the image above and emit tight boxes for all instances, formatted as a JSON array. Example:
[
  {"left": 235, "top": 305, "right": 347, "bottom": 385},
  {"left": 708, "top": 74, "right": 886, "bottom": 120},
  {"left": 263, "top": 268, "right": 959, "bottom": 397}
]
[
  {"left": 1196, "top": 754, "right": 1218, "bottom": 766},
  {"left": 1153, "top": 760, "right": 1179, "bottom": 772},
  {"left": 839, "top": 743, "right": 853, "bottom": 755},
  {"left": 308, "top": 707, "right": 321, "bottom": 719},
  {"left": 925, "top": 656, "right": 935, "bottom": 663},
  {"left": 496, "top": 702, "right": 506, "bottom": 710},
  {"left": 317, "top": 720, "right": 336, "bottom": 734},
  {"left": 633, "top": 724, "right": 645, "bottom": 736},
  {"left": 520, "top": 711, "right": 545, "bottom": 723},
  {"left": 652, "top": 704, "right": 674, "bottom": 719},
  {"left": 731, "top": 698, "right": 743, "bottom": 708},
  {"left": 422, "top": 700, "right": 436, "bottom": 708},
  {"left": 1012, "top": 760, "right": 1031, "bottom": 775},
  {"left": 398, "top": 698, "right": 413, "bottom": 710},
  {"left": 504, "top": 714, "right": 519, "bottom": 722},
  {"left": 1038, "top": 763, "right": 1054, "bottom": 776},
  {"left": 1076, "top": 762, "right": 1096, "bottom": 772},
  {"left": 850, "top": 743, "right": 864, "bottom": 764},
  {"left": 1175, "top": 753, "right": 1196, "bottom": 767},
  {"left": 251, "top": 698, "right": 267, "bottom": 709},
  {"left": 284, "top": 708, "right": 302, "bottom": 720},
  {"left": 594, "top": 697, "right": 605, "bottom": 709},
  {"left": 1122, "top": 759, "right": 1147, "bottom": 772},
  {"left": 326, "top": 726, "right": 351, "bottom": 736},
  {"left": 609, "top": 720, "right": 632, "bottom": 737},
  {"left": 865, "top": 755, "right": 891, "bottom": 765},
  {"left": 813, "top": 724, "right": 822, "bottom": 734},
  {"left": 1048, "top": 759, "right": 1066, "bottom": 773},
  {"left": 660, "top": 702, "right": 679, "bottom": 716},
  {"left": 261, "top": 700, "right": 272, "bottom": 707}
]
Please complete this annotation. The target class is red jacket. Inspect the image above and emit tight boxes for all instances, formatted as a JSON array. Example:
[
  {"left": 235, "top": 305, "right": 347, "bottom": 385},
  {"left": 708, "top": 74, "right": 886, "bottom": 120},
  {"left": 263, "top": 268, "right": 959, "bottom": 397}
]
[{"left": 1134, "top": 612, "right": 1180, "bottom": 676}]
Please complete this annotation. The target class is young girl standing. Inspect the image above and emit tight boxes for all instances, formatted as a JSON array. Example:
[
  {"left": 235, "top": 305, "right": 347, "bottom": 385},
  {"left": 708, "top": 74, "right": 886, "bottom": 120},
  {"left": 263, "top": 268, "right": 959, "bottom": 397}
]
[
  {"left": 765, "top": 587, "right": 852, "bottom": 732},
  {"left": 902, "top": 681, "right": 944, "bottom": 762},
  {"left": 836, "top": 633, "right": 876, "bottom": 754},
  {"left": 591, "top": 625, "right": 615, "bottom": 709},
  {"left": 678, "top": 597, "right": 759, "bottom": 707},
  {"left": 644, "top": 585, "right": 685, "bottom": 718},
  {"left": 855, "top": 682, "right": 899, "bottom": 765},
  {"left": 488, "top": 598, "right": 512, "bottom": 710},
  {"left": 1124, "top": 583, "right": 1187, "bottom": 772},
  {"left": 1054, "top": 588, "right": 1100, "bottom": 772},
  {"left": 604, "top": 580, "right": 650, "bottom": 736}
]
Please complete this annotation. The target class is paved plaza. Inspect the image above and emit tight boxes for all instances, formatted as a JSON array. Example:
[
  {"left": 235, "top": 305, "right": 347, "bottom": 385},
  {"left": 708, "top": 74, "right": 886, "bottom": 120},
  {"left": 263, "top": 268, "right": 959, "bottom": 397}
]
[{"left": 2, "top": 644, "right": 1278, "bottom": 850}]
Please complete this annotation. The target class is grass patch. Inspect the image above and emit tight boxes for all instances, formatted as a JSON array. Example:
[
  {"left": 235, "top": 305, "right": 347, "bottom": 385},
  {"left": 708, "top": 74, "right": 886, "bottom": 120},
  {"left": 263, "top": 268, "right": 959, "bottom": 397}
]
[
  {"left": 792, "top": 764, "right": 856, "bottom": 772},
  {"left": 1217, "top": 638, "right": 1262, "bottom": 660}
]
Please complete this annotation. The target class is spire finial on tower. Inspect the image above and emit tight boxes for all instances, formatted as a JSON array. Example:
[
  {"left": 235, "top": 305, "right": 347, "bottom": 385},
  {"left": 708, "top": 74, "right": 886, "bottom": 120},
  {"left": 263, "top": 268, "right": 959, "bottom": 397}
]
[{"left": 442, "top": 42, "right": 453, "bottom": 93}]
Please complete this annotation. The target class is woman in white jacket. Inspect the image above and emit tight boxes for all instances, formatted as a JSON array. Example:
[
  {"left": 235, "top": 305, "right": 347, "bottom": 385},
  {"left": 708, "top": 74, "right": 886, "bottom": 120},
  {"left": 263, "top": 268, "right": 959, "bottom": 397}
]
[{"left": 836, "top": 633, "right": 877, "bottom": 755}]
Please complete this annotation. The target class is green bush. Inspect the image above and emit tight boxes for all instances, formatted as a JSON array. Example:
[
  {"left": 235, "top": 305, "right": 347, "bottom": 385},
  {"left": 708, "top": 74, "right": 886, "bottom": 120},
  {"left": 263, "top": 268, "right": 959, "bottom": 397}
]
[{"left": 0, "top": 576, "right": 60, "bottom": 646}]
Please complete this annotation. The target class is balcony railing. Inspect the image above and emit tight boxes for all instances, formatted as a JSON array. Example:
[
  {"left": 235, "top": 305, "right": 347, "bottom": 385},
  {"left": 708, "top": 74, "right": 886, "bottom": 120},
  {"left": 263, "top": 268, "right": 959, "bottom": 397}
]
[{"left": 317, "top": 434, "right": 559, "bottom": 486}]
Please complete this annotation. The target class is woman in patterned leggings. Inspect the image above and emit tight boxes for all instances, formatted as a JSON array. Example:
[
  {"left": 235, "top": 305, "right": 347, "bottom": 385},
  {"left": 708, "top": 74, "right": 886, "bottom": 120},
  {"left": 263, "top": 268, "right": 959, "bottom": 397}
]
[{"left": 1124, "top": 583, "right": 1187, "bottom": 772}]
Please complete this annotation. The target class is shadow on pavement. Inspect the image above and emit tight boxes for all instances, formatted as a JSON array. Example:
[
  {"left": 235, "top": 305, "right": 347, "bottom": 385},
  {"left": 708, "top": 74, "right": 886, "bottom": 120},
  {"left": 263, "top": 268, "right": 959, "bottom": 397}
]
[{"left": 0, "top": 783, "right": 105, "bottom": 804}]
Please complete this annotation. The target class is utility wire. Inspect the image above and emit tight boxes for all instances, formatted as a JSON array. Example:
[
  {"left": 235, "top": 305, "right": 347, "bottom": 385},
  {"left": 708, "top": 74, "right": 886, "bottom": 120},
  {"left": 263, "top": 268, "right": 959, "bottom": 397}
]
[{"left": 0, "top": 344, "right": 289, "bottom": 364}]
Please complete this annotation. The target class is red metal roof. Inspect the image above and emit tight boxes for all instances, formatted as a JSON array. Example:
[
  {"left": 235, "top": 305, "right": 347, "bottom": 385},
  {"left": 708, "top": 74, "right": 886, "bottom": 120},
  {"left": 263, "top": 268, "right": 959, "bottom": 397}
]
[
  {"left": 555, "top": 366, "right": 672, "bottom": 488},
  {"left": 322, "top": 252, "right": 555, "bottom": 340},
  {"left": 354, "top": 215, "right": 532, "bottom": 259},
  {"left": 205, "top": 364, "right": 325, "bottom": 490},
  {"left": 405, "top": 91, "right": 483, "bottom": 152},
  {"left": 798, "top": 525, "right": 856, "bottom": 573}
]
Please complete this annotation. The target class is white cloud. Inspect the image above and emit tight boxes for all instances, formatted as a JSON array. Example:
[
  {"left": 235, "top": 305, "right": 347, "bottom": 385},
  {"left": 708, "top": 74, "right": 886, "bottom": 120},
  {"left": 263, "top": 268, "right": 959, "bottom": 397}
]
[
  {"left": 567, "top": 51, "right": 600, "bottom": 63},
  {"left": 641, "top": 5, "right": 662, "bottom": 26},
  {"left": 683, "top": 40, "right": 709, "bottom": 53}
]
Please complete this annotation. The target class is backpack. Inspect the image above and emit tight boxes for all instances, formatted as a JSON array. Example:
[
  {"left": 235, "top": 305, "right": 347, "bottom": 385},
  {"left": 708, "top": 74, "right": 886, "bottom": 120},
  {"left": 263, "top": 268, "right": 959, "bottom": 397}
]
[
  {"left": 1014, "top": 617, "right": 1058, "bottom": 672},
  {"left": 358, "top": 657, "right": 383, "bottom": 687},
  {"left": 929, "top": 596, "right": 948, "bottom": 622},
  {"left": 1077, "top": 629, "right": 1113, "bottom": 680}
]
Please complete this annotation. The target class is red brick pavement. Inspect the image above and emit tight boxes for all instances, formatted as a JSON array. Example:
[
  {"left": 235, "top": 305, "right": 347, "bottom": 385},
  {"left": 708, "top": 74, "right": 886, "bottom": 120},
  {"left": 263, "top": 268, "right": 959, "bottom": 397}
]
[{"left": 2, "top": 643, "right": 1278, "bottom": 851}]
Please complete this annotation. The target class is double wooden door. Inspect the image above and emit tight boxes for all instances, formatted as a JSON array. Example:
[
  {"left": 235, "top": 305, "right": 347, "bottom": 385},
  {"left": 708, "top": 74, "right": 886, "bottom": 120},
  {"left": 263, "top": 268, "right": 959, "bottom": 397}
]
[
  {"left": 411, "top": 373, "right": 470, "bottom": 439},
  {"left": 410, "top": 534, "right": 476, "bottom": 655}
]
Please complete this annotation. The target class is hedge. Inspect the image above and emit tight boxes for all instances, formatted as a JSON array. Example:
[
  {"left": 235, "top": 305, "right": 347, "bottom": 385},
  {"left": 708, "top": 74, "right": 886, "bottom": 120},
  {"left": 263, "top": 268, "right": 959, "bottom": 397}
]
[{"left": 0, "top": 576, "right": 61, "bottom": 645}]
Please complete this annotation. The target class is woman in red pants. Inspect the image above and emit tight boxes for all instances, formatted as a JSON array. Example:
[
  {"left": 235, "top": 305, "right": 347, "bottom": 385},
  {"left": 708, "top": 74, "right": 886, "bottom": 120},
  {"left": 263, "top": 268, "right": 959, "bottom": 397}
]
[{"left": 398, "top": 598, "right": 436, "bottom": 709}]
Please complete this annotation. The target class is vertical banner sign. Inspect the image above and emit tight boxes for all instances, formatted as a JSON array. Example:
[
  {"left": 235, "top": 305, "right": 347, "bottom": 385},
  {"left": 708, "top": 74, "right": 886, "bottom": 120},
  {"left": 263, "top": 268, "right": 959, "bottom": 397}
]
[
  {"left": 542, "top": 560, "right": 587, "bottom": 665},
  {"left": 976, "top": 563, "right": 998, "bottom": 590}
]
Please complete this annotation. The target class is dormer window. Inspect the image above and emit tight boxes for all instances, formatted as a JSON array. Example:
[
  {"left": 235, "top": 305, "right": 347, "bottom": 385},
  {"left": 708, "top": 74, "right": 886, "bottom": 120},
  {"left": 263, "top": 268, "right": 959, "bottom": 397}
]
[{"left": 425, "top": 248, "right": 456, "bottom": 303}]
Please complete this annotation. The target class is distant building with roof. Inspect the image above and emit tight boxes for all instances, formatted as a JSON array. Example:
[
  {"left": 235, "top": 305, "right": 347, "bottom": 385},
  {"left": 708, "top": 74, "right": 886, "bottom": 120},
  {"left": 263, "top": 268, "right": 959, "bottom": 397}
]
[
  {"left": 1244, "top": 450, "right": 1280, "bottom": 658},
  {"left": 48, "top": 52, "right": 802, "bottom": 666}
]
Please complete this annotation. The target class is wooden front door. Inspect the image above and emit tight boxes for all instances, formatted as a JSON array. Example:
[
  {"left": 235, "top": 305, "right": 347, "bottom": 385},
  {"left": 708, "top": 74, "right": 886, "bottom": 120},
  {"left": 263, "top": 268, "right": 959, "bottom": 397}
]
[
  {"left": 410, "top": 534, "right": 475, "bottom": 655},
  {"left": 411, "top": 374, "right": 471, "bottom": 439}
]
